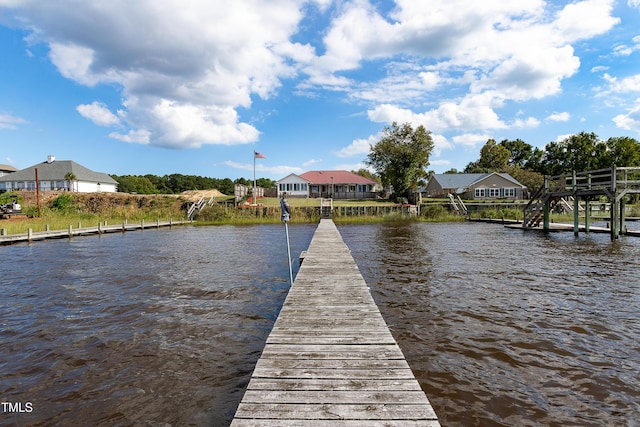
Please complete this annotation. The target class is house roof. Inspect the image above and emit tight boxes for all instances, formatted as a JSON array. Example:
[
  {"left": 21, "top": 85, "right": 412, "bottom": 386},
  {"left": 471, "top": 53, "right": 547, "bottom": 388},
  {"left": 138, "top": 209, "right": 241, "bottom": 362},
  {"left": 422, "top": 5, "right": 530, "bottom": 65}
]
[
  {"left": 0, "top": 160, "right": 118, "bottom": 184},
  {"left": 299, "top": 170, "right": 377, "bottom": 185},
  {"left": 0, "top": 164, "right": 18, "bottom": 173},
  {"left": 277, "top": 173, "right": 310, "bottom": 183},
  {"left": 430, "top": 172, "right": 525, "bottom": 189}
]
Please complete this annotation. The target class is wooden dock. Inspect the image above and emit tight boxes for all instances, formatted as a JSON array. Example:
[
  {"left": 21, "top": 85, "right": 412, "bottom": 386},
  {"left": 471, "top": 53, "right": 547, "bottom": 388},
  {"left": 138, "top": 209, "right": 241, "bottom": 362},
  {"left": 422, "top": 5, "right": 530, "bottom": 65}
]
[
  {"left": 0, "top": 219, "right": 189, "bottom": 245},
  {"left": 231, "top": 219, "right": 440, "bottom": 426}
]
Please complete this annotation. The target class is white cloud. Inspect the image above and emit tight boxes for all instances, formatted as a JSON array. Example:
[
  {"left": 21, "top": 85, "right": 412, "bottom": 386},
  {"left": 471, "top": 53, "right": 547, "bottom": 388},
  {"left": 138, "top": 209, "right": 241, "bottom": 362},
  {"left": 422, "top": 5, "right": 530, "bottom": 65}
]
[
  {"left": 546, "top": 112, "right": 571, "bottom": 122},
  {"left": 333, "top": 162, "right": 369, "bottom": 172},
  {"left": 603, "top": 73, "right": 640, "bottom": 93},
  {"left": 612, "top": 36, "right": 640, "bottom": 56},
  {"left": 302, "top": 158, "right": 322, "bottom": 167},
  {"left": 223, "top": 160, "right": 302, "bottom": 177},
  {"left": 452, "top": 133, "right": 492, "bottom": 148},
  {"left": 77, "top": 102, "right": 120, "bottom": 126},
  {"left": 335, "top": 136, "right": 376, "bottom": 158},
  {"left": 109, "top": 129, "right": 151, "bottom": 145},
  {"left": 613, "top": 99, "right": 640, "bottom": 132},
  {"left": 513, "top": 116, "right": 541, "bottom": 128},
  {"left": 0, "top": 113, "right": 27, "bottom": 130},
  {"left": 430, "top": 159, "right": 452, "bottom": 167},
  {"left": 318, "top": 0, "right": 617, "bottom": 135},
  {"left": 5, "top": 0, "right": 307, "bottom": 148},
  {"left": 0, "top": 0, "right": 627, "bottom": 153},
  {"left": 368, "top": 92, "right": 506, "bottom": 133}
]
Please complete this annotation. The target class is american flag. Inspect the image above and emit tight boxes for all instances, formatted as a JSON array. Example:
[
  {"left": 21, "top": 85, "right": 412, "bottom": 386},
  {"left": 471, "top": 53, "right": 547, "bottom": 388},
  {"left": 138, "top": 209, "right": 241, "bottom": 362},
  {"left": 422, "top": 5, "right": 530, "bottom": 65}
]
[{"left": 254, "top": 151, "right": 266, "bottom": 159}]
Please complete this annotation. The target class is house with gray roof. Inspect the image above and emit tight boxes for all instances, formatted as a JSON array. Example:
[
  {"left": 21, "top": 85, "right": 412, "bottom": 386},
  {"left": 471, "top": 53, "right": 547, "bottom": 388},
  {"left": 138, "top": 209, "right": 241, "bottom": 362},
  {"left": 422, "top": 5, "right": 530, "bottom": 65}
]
[
  {"left": 0, "top": 156, "right": 118, "bottom": 193},
  {"left": 423, "top": 172, "right": 526, "bottom": 200}
]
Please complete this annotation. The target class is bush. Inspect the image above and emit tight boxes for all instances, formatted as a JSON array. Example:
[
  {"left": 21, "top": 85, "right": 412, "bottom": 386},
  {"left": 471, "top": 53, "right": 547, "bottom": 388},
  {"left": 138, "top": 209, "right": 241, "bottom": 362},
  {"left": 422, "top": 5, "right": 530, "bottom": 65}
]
[
  {"left": 421, "top": 205, "right": 446, "bottom": 219},
  {"left": 196, "top": 205, "right": 232, "bottom": 221},
  {"left": 51, "top": 194, "right": 75, "bottom": 212}
]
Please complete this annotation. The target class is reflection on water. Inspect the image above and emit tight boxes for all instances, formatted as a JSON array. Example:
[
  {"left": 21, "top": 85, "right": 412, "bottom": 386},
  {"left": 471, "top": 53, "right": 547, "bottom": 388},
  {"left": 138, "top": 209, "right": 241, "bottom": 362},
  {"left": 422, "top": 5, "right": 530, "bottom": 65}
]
[
  {"left": 2, "top": 221, "right": 639, "bottom": 426},
  {"left": 0, "top": 224, "right": 315, "bottom": 426},
  {"left": 339, "top": 222, "right": 640, "bottom": 427}
]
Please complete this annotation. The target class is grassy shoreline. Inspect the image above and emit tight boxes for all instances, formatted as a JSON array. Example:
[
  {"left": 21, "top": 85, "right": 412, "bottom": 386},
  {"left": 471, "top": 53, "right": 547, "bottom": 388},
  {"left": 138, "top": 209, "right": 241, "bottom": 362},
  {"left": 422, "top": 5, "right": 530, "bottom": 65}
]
[{"left": 5, "top": 191, "right": 615, "bottom": 235}]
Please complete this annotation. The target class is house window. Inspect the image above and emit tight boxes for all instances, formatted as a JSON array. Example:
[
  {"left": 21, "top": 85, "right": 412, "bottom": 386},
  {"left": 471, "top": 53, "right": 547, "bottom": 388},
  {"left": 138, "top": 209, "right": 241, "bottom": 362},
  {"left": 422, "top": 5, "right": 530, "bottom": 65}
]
[
  {"left": 488, "top": 188, "right": 500, "bottom": 197},
  {"left": 504, "top": 188, "right": 516, "bottom": 197},
  {"left": 475, "top": 188, "right": 486, "bottom": 197}
]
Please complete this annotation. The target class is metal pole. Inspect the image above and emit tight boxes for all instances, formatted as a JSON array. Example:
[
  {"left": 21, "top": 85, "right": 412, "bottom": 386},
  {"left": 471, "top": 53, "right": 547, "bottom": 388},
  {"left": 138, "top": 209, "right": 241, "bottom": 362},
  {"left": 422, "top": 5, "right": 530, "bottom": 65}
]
[
  {"left": 284, "top": 221, "right": 293, "bottom": 286},
  {"left": 281, "top": 194, "right": 293, "bottom": 286}
]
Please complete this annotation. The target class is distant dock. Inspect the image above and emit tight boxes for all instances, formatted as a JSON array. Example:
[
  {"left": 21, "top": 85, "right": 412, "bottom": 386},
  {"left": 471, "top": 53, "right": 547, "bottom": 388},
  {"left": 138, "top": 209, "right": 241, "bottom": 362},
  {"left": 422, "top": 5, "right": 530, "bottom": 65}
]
[
  {"left": 0, "top": 219, "right": 189, "bottom": 245},
  {"left": 231, "top": 219, "right": 440, "bottom": 426}
]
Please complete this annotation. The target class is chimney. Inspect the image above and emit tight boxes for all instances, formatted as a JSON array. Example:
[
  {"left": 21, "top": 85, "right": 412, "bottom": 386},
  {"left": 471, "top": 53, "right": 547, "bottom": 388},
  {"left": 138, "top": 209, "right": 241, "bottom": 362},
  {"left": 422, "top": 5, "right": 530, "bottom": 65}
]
[{"left": 47, "top": 155, "right": 55, "bottom": 163}]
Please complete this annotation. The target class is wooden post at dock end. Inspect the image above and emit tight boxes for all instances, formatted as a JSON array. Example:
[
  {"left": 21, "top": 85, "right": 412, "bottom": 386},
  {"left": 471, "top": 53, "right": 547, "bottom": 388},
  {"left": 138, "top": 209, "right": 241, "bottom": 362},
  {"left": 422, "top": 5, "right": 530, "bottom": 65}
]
[
  {"left": 543, "top": 176, "right": 550, "bottom": 231},
  {"left": 68, "top": 224, "right": 73, "bottom": 238},
  {"left": 584, "top": 199, "right": 591, "bottom": 233},
  {"left": 141, "top": 219, "right": 145, "bottom": 230},
  {"left": 0, "top": 228, "right": 5, "bottom": 236},
  {"left": 97, "top": 222, "right": 102, "bottom": 234},
  {"left": 610, "top": 165, "right": 619, "bottom": 240},
  {"left": 620, "top": 198, "right": 626, "bottom": 236},
  {"left": 27, "top": 228, "right": 32, "bottom": 242}
]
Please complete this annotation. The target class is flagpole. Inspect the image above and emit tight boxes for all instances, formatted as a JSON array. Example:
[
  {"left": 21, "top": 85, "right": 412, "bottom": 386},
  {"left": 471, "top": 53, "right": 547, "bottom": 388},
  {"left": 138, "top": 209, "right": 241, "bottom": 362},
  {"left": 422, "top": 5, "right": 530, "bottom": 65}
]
[{"left": 253, "top": 151, "right": 256, "bottom": 205}]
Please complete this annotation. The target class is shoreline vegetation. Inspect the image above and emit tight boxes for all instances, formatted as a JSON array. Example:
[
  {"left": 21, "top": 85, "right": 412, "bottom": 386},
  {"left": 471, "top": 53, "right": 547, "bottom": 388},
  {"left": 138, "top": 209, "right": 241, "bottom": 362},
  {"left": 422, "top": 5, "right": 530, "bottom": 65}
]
[{"left": 2, "top": 190, "right": 635, "bottom": 236}]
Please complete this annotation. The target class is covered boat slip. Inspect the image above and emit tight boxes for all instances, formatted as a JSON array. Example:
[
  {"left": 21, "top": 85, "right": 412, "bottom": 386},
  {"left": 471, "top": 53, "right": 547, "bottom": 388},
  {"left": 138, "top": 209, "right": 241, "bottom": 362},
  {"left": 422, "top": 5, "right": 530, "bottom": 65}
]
[{"left": 231, "top": 219, "right": 440, "bottom": 426}]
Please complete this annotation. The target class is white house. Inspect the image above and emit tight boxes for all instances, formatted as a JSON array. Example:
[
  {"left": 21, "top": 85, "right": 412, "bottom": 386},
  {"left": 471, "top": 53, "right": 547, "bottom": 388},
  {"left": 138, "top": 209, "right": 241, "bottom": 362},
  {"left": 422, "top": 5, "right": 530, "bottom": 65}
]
[
  {"left": 277, "top": 170, "right": 379, "bottom": 199},
  {"left": 276, "top": 173, "right": 311, "bottom": 197},
  {"left": 0, "top": 156, "right": 118, "bottom": 193}
]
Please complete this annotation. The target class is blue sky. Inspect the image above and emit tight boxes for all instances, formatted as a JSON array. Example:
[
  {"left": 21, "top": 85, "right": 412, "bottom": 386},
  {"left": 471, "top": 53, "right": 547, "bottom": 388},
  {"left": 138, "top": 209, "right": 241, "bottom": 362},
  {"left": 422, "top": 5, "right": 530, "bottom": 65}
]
[{"left": 1, "top": 0, "right": 640, "bottom": 181}]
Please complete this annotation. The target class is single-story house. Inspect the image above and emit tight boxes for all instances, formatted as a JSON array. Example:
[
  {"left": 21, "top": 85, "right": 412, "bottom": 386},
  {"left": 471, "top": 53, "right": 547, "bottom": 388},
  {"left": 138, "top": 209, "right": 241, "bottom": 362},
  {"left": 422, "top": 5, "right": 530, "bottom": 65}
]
[
  {"left": 423, "top": 172, "right": 527, "bottom": 200},
  {"left": 0, "top": 156, "right": 118, "bottom": 193},
  {"left": 277, "top": 170, "right": 379, "bottom": 199}
]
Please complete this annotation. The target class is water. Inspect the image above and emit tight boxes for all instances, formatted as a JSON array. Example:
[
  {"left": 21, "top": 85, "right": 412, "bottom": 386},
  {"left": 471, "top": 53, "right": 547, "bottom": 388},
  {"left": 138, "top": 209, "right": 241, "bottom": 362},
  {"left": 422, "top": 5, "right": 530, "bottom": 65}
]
[
  {"left": 339, "top": 222, "right": 640, "bottom": 427},
  {"left": 0, "top": 224, "right": 315, "bottom": 426},
  {"left": 1, "top": 222, "right": 639, "bottom": 426}
]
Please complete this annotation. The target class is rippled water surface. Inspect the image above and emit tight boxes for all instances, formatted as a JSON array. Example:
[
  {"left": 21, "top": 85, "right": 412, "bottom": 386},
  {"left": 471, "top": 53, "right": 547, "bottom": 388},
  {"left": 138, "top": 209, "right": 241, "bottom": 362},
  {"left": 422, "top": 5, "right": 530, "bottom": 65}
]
[
  {"left": 1, "top": 224, "right": 315, "bottom": 426},
  {"left": 339, "top": 222, "right": 640, "bottom": 427},
  {"left": 2, "top": 222, "right": 639, "bottom": 426}
]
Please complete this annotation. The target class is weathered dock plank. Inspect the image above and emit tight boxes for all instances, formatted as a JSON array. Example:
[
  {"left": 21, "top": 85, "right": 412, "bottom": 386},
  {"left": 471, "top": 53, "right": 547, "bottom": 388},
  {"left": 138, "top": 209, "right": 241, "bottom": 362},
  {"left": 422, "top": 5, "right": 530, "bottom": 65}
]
[{"left": 231, "top": 219, "right": 440, "bottom": 425}]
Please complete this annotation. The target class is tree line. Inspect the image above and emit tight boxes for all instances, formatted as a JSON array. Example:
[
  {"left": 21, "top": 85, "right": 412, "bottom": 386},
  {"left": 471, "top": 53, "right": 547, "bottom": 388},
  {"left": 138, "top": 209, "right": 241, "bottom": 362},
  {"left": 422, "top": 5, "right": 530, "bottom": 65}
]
[
  {"left": 457, "top": 132, "right": 640, "bottom": 193},
  {"left": 110, "top": 173, "right": 276, "bottom": 195},
  {"left": 365, "top": 124, "right": 640, "bottom": 200}
]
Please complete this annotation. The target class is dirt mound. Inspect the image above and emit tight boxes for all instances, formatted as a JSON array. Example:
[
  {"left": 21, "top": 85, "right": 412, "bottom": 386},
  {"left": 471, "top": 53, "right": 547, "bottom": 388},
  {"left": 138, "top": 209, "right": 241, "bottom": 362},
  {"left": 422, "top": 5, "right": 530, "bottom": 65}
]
[{"left": 180, "top": 189, "right": 226, "bottom": 201}]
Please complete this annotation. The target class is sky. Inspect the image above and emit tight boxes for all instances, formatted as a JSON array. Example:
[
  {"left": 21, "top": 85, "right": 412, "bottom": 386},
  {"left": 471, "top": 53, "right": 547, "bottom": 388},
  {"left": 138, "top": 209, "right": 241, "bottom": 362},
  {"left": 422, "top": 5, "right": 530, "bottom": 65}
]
[{"left": 1, "top": 0, "right": 640, "bottom": 181}]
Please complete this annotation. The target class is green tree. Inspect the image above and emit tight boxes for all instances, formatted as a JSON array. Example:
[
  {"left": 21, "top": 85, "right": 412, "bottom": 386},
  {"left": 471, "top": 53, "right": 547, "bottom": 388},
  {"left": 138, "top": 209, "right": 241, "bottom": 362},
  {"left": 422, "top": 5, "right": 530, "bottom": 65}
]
[
  {"left": 508, "top": 167, "right": 544, "bottom": 195},
  {"left": 604, "top": 136, "right": 640, "bottom": 167},
  {"left": 352, "top": 168, "right": 380, "bottom": 184},
  {"left": 542, "top": 132, "right": 607, "bottom": 175},
  {"left": 365, "top": 122, "right": 434, "bottom": 200},
  {"left": 499, "top": 139, "right": 534, "bottom": 168},
  {"left": 464, "top": 139, "right": 510, "bottom": 172}
]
